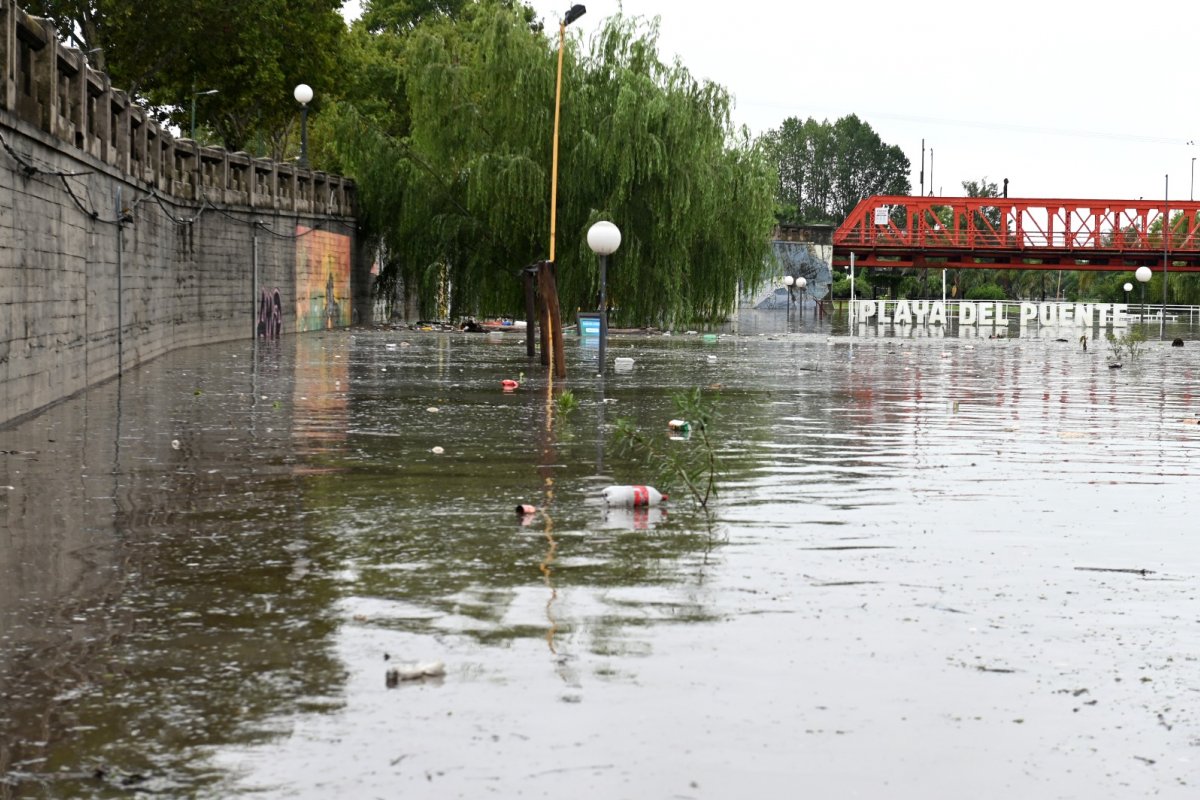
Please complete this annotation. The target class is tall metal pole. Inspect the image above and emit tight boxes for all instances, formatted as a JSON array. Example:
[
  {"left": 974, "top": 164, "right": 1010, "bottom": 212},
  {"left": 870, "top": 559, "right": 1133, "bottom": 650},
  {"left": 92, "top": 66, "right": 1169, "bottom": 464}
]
[
  {"left": 545, "top": 5, "right": 586, "bottom": 260},
  {"left": 920, "top": 139, "right": 925, "bottom": 198},
  {"left": 849, "top": 252, "right": 856, "bottom": 334},
  {"left": 115, "top": 187, "right": 124, "bottom": 376},
  {"left": 299, "top": 104, "right": 310, "bottom": 168},
  {"left": 549, "top": 22, "right": 567, "bottom": 265},
  {"left": 598, "top": 252, "right": 607, "bottom": 373},
  {"left": 252, "top": 223, "right": 260, "bottom": 341},
  {"left": 190, "top": 89, "right": 217, "bottom": 140},
  {"left": 1162, "top": 174, "right": 1169, "bottom": 338}
]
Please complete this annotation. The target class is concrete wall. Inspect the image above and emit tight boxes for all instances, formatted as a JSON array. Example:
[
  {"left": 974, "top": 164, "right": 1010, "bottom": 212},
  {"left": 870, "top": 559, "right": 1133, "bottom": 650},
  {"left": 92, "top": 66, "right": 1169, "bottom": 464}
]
[
  {"left": 742, "top": 224, "right": 836, "bottom": 309},
  {"left": 0, "top": 0, "right": 365, "bottom": 428}
]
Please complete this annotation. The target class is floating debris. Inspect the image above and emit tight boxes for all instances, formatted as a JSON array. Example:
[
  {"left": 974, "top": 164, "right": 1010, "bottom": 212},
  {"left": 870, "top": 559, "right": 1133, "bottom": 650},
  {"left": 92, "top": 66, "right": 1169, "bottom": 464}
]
[
  {"left": 601, "top": 485, "right": 667, "bottom": 506},
  {"left": 386, "top": 661, "right": 446, "bottom": 687}
]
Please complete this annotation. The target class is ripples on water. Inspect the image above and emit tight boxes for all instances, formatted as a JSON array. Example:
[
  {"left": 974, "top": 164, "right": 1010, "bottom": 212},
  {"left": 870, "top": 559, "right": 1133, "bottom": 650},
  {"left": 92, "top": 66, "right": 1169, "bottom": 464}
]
[{"left": 1, "top": 317, "right": 1198, "bottom": 798}]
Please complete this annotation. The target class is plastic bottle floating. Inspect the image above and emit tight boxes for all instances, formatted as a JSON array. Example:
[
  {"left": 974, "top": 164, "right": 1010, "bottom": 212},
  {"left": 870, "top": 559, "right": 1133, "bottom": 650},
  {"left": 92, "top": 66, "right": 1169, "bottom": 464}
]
[
  {"left": 601, "top": 485, "right": 668, "bottom": 507},
  {"left": 667, "top": 419, "right": 691, "bottom": 432},
  {"left": 614, "top": 357, "right": 635, "bottom": 371}
]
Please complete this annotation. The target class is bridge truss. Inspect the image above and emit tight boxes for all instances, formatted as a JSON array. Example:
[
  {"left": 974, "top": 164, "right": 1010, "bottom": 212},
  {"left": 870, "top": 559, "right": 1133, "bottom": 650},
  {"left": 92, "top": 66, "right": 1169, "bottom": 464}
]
[{"left": 833, "top": 196, "right": 1200, "bottom": 272}]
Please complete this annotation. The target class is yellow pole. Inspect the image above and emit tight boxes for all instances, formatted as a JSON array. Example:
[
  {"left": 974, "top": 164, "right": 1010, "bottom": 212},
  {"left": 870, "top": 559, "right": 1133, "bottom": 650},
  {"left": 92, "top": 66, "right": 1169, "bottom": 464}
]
[{"left": 549, "top": 21, "right": 566, "bottom": 264}]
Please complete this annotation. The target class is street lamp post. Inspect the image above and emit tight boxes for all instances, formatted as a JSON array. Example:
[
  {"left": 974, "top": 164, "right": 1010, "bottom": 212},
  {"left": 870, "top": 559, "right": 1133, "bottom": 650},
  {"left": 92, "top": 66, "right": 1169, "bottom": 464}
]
[
  {"left": 1123, "top": 281, "right": 1133, "bottom": 311},
  {"left": 1135, "top": 266, "right": 1152, "bottom": 324},
  {"left": 797, "top": 276, "right": 808, "bottom": 321},
  {"left": 587, "top": 220, "right": 620, "bottom": 374},
  {"left": 294, "top": 83, "right": 314, "bottom": 168},
  {"left": 782, "top": 275, "right": 795, "bottom": 328},
  {"left": 1163, "top": 175, "right": 1169, "bottom": 339},
  {"left": 548, "top": 5, "right": 586, "bottom": 265},
  {"left": 190, "top": 88, "right": 218, "bottom": 140},
  {"left": 544, "top": 5, "right": 586, "bottom": 380}
]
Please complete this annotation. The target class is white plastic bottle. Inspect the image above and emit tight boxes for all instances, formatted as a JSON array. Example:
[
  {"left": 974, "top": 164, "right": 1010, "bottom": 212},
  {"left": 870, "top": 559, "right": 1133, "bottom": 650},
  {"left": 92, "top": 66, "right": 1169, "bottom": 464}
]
[{"left": 601, "top": 485, "right": 668, "bottom": 507}]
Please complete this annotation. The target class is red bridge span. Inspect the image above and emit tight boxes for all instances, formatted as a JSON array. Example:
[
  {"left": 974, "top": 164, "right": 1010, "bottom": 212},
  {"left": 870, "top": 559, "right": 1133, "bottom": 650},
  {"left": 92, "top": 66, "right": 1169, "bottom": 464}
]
[{"left": 833, "top": 196, "right": 1200, "bottom": 272}]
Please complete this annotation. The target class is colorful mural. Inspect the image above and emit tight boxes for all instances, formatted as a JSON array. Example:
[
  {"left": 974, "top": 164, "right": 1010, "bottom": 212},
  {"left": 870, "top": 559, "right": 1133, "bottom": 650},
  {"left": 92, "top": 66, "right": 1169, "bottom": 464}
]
[{"left": 295, "top": 227, "right": 352, "bottom": 331}]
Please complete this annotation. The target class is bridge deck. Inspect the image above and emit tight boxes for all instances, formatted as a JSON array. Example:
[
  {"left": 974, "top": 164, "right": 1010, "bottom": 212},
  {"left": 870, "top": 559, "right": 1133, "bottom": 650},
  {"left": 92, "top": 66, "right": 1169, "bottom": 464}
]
[{"left": 833, "top": 196, "right": 1200, "bottom": 272}]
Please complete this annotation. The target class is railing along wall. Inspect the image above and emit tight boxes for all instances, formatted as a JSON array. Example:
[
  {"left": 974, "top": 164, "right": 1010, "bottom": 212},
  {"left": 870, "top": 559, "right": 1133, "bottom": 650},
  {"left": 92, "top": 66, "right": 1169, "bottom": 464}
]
[{"left": 0, "top": 0, "right": 353, "bottom": 216}]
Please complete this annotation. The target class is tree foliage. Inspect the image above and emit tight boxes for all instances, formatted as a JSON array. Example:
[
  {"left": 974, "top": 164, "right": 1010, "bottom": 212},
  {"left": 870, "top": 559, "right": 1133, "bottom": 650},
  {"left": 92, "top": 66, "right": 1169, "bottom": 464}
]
[
  {"left": 762, "top": 114, "right": 911, "bottom": 224},
  {"left": 328, "top": 3, "right": 776, "bottom": 326},
  {"left": 24, "top": 0, "right": 346, "bottom": 154}
]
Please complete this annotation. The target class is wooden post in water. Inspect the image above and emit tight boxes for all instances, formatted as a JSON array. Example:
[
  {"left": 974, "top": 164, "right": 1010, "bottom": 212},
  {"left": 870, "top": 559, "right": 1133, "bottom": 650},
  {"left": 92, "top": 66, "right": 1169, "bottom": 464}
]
[
  {"left": 536, "top": 261, "right": 566, "bottom": 378},
  {"left": 537, "top": 263, "right": 552, "bottom": 367},
  {"left": 523, "top": 265, "right": 538, "bottom": 358}
]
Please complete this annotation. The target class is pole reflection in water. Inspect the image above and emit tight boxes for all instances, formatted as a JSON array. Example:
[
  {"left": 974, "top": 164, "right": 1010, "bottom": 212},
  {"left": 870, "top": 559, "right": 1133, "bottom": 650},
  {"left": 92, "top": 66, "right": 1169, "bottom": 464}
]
[{"left": 539, "top": 377, "right": 559, "bottom": 654}]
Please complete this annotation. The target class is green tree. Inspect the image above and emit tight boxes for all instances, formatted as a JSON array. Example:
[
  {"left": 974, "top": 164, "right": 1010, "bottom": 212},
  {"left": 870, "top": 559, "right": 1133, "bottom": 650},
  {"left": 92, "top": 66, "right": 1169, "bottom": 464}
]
[
  {"left": 25, "top": 0, "right": 346, "bottom": 154},
  {"left": 763, "top": 114, "right": 910, "bottom": 225},
  {"left": 329, "top": 3, "right": 776, "bottom": 326}
]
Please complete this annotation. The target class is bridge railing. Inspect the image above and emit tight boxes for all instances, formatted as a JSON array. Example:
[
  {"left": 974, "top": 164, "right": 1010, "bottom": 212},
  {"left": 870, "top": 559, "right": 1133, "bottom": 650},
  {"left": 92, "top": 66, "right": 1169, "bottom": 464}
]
[
  {"left": 837, "top": 196, "right": 1200, "bottom": 254},
  {"left": 0, "top": 0, "right": 353, "bottom": 217}
]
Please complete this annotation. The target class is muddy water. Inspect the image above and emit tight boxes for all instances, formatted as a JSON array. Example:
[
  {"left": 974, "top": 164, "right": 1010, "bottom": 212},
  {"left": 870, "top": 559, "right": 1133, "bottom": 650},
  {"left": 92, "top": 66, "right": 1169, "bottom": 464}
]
[{"left": 2, "top": 316, "right": 1198, "bottom": 798}]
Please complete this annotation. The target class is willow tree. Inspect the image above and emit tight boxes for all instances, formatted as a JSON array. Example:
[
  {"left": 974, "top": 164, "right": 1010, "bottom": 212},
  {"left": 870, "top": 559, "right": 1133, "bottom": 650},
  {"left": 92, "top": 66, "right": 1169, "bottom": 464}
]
[
  {"left": 328, "top": 1, "right": 775, "bottom": 326},
  {"left": 559, "top": 16, "right": 776, "bottom": 327}
]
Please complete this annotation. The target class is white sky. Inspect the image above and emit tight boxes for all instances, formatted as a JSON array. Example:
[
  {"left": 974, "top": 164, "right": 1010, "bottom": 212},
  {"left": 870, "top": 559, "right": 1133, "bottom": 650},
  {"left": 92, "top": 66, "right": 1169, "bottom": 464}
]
[{"left": 345, "top": 1, "right": 1199, "bottom": 203}]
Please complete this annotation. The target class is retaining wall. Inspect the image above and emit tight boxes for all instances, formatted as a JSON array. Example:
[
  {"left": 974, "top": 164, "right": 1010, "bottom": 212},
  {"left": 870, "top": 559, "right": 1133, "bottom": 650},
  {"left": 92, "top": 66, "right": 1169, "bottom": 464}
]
[{"left": 0, "top": 0, "right": 366, "bottom": 427}]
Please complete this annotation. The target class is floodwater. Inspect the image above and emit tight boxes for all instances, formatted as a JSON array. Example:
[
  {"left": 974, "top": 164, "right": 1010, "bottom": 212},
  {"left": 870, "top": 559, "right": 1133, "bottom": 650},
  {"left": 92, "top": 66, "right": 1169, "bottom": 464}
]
[{"left": 2, "top": 313, "right": 1198, "bottom": 799}]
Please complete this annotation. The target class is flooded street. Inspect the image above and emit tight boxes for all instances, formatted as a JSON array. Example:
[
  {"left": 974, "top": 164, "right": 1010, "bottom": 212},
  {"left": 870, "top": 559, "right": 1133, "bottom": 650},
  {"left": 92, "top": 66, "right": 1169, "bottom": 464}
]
[{"left": 2, "top": 314, "right": 1199, "bottom": 798}]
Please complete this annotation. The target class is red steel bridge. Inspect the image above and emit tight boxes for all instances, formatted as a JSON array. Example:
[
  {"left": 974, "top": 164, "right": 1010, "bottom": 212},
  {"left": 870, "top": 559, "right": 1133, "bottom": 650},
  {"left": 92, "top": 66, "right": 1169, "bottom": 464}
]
[{"left": 833, "top": 196, "right": 1200, "bottom": 272}]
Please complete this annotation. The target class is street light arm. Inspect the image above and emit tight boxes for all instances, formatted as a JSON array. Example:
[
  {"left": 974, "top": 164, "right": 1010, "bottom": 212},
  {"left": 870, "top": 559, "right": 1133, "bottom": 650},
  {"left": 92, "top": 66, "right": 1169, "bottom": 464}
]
[
  {"left": 189, "top": 89, "right": 219, "bottom": 140},
  {"left": 564, "top": 4, "right": 586, "bottom": 25}
]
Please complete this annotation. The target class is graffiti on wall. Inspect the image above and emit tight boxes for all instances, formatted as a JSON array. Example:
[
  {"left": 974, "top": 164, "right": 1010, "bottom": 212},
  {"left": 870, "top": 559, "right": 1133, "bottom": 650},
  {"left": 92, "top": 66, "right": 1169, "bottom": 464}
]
[{"left": 295, "top": 227, "right": 352, "bottom": 332}]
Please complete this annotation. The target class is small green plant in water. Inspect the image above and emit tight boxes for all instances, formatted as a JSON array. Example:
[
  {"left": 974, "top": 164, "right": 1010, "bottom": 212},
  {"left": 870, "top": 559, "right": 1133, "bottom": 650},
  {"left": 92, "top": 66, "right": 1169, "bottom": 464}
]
[
  {"left": 613, "top": 387, "right": 718, "bottom": 509},
  {"left": 1106, "top": 327, "right": 1147, "bottom": 366},
  {"left": 555, "top": 389, "right": 579, "bottom": 418}
]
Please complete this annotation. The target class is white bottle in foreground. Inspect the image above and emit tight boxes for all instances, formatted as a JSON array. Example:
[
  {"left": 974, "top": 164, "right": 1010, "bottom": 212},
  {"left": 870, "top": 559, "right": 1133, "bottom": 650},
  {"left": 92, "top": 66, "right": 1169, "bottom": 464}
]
[{"left": 601, "top": 485, "right": 668, "bottom": 507}]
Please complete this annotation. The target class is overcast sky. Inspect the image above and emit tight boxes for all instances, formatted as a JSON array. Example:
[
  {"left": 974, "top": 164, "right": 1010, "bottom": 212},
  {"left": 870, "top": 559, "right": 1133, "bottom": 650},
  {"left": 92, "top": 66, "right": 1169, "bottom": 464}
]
[{"left": 345, "top": 1, "right": 1198, "bottom": 204}]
